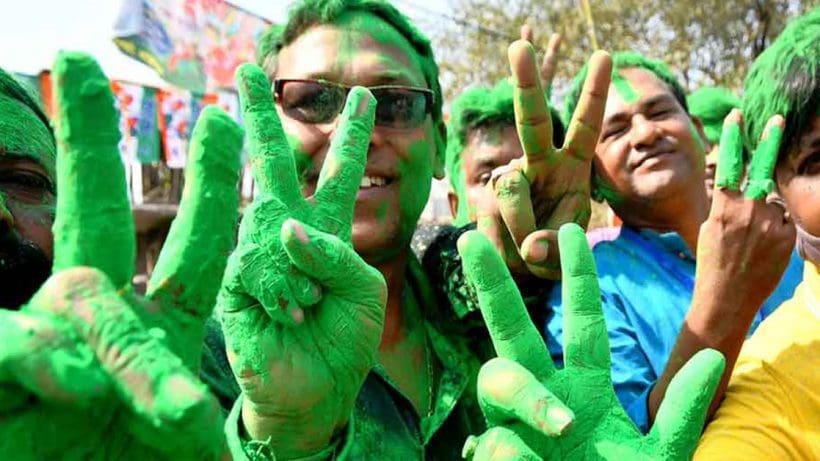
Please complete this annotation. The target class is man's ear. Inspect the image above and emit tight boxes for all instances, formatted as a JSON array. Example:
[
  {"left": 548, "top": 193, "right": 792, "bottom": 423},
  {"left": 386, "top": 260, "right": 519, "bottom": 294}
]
[
  {"left": 447, "top": 190, "right": 459, "bottom": 220},
  {"left": 434, "top": 120, "right": 447, "bottom": 179}
]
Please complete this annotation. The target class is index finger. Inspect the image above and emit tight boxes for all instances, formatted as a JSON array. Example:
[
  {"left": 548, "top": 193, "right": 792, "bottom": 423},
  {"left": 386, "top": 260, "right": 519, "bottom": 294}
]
[
  {"left": 509, "top": 40, "right": 554, "bottom": 166},
  {"left": 236, "top": 64, "right": 303, "bottom": 207},
  {"left": 313, "top": 87, "right": 376, "bottom": 239},
  {"left": 714, "top": 109, "right": 743, "bottom": 191},
  {"left": 744, "top": 115, "right": 784, "bottom": 200},
  {"left": 458, "top": 231, "right": 555, "bottom": 378},
  {"left": 558, "top": 223, "right": 610, "bottom": 371},
  {"left": 562, "top": 51, "right": 611, "bottom": 162},
  {"left": 51, "top": 51, "right": 135, "bottom": 289},
  {"left": 147, "top": 106, "right": 243, "bottom": 322}
]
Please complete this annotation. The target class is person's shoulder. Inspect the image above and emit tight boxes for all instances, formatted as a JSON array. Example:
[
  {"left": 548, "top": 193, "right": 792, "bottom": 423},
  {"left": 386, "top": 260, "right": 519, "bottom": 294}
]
[{"left": 742, "top": 290, "right": 819, "bottom": 361}]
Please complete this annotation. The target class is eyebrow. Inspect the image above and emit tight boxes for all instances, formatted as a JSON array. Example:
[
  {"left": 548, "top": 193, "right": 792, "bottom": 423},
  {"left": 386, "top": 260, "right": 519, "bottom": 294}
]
[
  {"left": 0, "top": 149, "right": 55, "bottom": 175},
  {"left": 603, "top": 94, "right": 679, "bottom": 126}
]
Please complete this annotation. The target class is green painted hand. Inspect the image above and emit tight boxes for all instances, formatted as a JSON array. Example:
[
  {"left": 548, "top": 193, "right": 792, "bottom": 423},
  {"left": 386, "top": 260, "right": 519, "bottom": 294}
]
[
  {"left": 0, "top": 52, "right": 242, "bottom": 460},
  {"left": 458, "top": 225, "right": 725, "bottom": 460},
  {"left": 216, "top": 64, "right": 386, "bottom": 459},
  {"left": 477, "top": 42, "right": 611, "bottom": 280}
]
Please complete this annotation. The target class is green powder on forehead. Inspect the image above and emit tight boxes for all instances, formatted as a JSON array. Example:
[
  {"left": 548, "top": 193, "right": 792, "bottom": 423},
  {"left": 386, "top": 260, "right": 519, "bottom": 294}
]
[
  {"left": 0, "top": 93, "right": 56, "bottom": 178},
  {"left": 612, "top": 72, "right": 640, "bottom": 105}
]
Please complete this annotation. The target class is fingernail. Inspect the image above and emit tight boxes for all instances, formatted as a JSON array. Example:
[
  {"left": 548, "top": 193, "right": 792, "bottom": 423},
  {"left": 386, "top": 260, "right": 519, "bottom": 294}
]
[
  {"left": 286, "top": 219, "right": 309, "bottom": 244},
  {"left": 525, "top": 240, "right": 549, "bottom": 263},
  {"left": 291, "top": 307, "right": 304, "bottom": 324},
  {"left": 546, "top": 407, "right": 574, "bottom": 435},
  {"left": 462, "top": 435, "right": 479, "bottom": 459}
]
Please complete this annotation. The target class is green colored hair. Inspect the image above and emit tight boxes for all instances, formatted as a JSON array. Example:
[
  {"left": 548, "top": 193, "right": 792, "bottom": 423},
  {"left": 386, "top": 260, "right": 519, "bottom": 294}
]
[
  {"left": 742, "top": 7, "right": 819, "bottom": 163},
  {"left": 687, "top": 86, "right": 740, "bottom": 144},
  {"left": 0, "top": 68, "right": 52, "bottom": 140},
  {"left": 563, "top": 52, "right": 688, "bottom": 125},
  {"left": 446, "top": 79, "right": 564, "bottom": 223},
  {"left": 256, "top": 0, "right": 444, "bottom": 137}
]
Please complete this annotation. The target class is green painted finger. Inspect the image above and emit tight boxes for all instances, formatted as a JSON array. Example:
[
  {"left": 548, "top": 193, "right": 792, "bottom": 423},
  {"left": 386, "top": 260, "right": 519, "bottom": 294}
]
[
  {"left": 558, "top": 223, "right": 610, "bottom": 371},
  {"left": 466, "top": 426, "right": 541, "bottom": 461},
  {"left": 509, "top": 40, "right": 554, "bottom": 163},
  {"left": 563, "top": 51, "right": 611, "bottom": 162},
  {"left": 458, "top": 231, "right": 555, "bottom": 378},
  {"left": 236, "top": 63, "right": 303, "bottom": 208},
  {"left": 649, "top": 348, "right": 725, "bottom": 459},
  {"left": 477, "top": 358, "right": 574, "bottom": 437},
  {"left": 495, "top": 168, "right": 537, "bottom": 247},
  {"left": 313, "top": 87, "right": 376, "bottom": 239},
  {"left": 714, "top": 109, "right": 743, "bottom": 191},
  {"left": 27, "top": 267, "right": 225, "bottom": 458},
  {"left": 147, "top": 106, "right": 242, "bottom": 322},
  {"left": 745, "top": 115, "right": 784, "bottom": 200},
  {"left": 281, "top": 218, "right": 385, "bottom": 295},
  {"left": 0, "top": 309, "right": 110, "bottom": 405},
  {"left": 51, "top": 51, "right": 135, "bottom": 289}
]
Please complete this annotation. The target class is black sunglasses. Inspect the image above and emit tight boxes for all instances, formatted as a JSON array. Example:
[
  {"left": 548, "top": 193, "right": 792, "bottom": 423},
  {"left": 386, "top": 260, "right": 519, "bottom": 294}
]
[{"left": 273, "top": 79, "right": 435, "bottom": 129}]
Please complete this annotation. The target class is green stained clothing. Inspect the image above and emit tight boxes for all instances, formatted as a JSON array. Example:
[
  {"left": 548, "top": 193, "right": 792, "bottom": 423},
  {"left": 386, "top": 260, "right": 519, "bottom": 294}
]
[{"left": 201, "top": 249, "right": 485, "bottom": 460}]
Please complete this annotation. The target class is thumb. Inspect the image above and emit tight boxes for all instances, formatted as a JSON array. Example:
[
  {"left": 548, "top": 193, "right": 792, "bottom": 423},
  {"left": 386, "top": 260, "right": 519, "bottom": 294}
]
[
  {"left": 648, "top": 348, "right": 725, "bottom": 458},
  {"left": 281, "top": 219, "right": 386, "bottom": 300}
]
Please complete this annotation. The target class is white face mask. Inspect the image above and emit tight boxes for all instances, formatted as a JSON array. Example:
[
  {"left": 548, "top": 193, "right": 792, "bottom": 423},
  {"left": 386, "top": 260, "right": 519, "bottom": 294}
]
[{"left": 796, "top": 224, "right": 820, "bottom": 266}]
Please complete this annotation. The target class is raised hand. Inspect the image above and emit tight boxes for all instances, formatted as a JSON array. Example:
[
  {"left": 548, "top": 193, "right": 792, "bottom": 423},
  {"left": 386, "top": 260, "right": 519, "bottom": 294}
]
[
  {"left": 648, "top": 110, "right": 796, "bottom": 422},
  {"left": 0, "top": 52, "right": 242, "bottom": 460},
  {"left": 216, "top": 64, "right": 386, "bottom": 458},
  {"left": 458, "top": 225, "right": 725, "bottom": 460},
  {"left": 477, "top": 42, "right": 610, "bottom": 280}
]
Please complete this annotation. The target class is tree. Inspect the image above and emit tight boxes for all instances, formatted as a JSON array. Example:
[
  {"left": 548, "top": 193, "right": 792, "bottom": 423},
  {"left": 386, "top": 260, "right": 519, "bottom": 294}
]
[{"left": 426, "top": 0, "right": 816, "bottom": 104}]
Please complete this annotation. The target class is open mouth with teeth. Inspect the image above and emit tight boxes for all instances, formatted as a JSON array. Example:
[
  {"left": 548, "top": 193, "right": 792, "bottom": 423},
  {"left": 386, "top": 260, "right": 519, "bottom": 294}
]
[{"left": 359, "top": 176, "right": 393, "bottom": 188}]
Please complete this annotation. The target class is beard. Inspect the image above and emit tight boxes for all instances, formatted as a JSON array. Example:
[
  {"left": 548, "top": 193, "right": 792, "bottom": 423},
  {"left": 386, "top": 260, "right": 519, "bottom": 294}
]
[{"left": 0, "top": 232, "right": 51, "bottom": 310}]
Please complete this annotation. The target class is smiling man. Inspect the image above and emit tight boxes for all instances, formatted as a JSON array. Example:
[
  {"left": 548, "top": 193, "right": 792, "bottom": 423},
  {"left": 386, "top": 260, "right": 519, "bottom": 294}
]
[
  {"left": 198, "top": 0, "right": 621, "bottom": 458},
  {"left": 201, "top": 1, "right": 483, "bottom": 459},
  {"left": 0, "top": 69, "right": 55, "bottom": 309},
  {"left": 544, "top": 52, "right": 804, "bottom": 433}
]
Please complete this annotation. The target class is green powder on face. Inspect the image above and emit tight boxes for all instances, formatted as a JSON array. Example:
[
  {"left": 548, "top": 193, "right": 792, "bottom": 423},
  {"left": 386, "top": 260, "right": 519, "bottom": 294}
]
[
  {"left": 397, "top": 137, "right": 434, "bottom": 246},
  {"left": 0, "top": 94, "right": 55, "bottom": 179},
  {"left": 612, "top": 72, "right": 639, "bottom": 105},
  {"left": 50, "top": 52, "right": 135, "bottom": 290}
]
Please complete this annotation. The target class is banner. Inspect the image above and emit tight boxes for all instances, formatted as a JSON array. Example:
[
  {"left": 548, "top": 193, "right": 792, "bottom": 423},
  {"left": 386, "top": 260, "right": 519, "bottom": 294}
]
[
  {"left": 111, "top": 81, "right": 161, "bottom": 164},
  {"left": 113, "top": 0, "right": 272, "bottom": 92}
]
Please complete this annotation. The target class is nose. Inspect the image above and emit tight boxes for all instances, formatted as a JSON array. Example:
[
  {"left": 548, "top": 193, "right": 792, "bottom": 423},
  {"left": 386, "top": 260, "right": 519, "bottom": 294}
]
[{"left": 630, "top": 115, "right": 661, "bottom": 150}]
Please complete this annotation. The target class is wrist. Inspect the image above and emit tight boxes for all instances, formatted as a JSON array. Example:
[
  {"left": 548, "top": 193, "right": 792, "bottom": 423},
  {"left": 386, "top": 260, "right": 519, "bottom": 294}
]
[{"left": 240, "top": 397, "right": 342, "bottom": 459}]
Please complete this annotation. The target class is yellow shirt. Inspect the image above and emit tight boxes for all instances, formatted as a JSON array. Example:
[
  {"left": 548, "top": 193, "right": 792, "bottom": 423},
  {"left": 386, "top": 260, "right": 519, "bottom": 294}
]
[{"left": 695, "top": 263, "right": 820, "bottom": 460}]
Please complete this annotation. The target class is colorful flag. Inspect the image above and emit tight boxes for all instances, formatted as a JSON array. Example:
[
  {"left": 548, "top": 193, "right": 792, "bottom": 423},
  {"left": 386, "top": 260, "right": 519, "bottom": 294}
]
[
  {"left": 111, "top": 81, "right": 161, "bottom": 164},
  {"left": 158, "top": 87, "right": 193, "bottom": 168},
  {"left": 113, "top": 0, "right": 272, "bottom": 92}
]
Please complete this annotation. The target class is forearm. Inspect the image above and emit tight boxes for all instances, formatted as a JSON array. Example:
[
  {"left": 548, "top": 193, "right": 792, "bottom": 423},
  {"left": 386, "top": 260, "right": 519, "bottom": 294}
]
[{"left": 648, "top": 290, "right": 759, "bottom": 425}]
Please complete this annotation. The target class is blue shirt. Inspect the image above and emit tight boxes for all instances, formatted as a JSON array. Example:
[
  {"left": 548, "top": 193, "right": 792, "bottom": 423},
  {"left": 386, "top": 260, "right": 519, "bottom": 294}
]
[{"left": 543, "top": 226, "right": 804, "bottom": 433}]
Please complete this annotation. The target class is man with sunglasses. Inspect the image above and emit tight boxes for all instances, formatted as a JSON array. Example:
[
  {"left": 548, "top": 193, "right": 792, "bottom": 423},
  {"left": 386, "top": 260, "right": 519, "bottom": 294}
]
[{"left": 198, "top": 0, "right": 614, "bottom": 459}]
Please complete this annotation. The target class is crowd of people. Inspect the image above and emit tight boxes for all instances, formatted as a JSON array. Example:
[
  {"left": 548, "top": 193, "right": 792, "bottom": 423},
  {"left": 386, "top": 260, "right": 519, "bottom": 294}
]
[{"left": 0, "top": 0, "right": 817, "bottom": 459}]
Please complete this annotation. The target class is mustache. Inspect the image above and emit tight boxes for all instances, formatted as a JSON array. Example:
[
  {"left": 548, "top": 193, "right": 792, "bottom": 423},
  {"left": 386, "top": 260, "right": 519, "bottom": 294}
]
[{"left": 0, "top": 232, "right": 51, "bottom": 310}]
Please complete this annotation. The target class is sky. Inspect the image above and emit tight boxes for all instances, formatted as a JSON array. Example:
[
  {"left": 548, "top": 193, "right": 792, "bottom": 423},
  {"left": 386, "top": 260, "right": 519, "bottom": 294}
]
[{"left": 0, "top": 0, "right": 451, "bottom": 87}]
